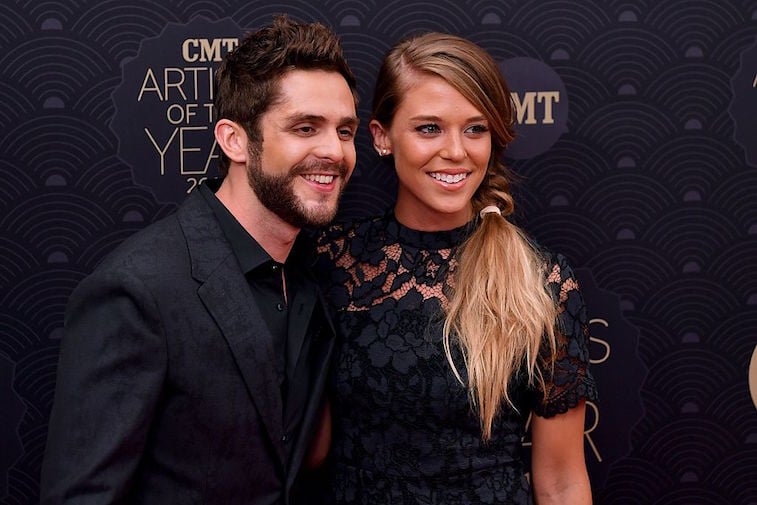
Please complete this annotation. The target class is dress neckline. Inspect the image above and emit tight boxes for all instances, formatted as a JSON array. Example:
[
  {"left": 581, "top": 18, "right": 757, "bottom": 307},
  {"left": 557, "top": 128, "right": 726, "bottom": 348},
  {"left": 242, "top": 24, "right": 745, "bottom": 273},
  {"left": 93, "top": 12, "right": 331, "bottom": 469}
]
[{"left": 384, "top": 212, "right": 476, "bottom": 250}]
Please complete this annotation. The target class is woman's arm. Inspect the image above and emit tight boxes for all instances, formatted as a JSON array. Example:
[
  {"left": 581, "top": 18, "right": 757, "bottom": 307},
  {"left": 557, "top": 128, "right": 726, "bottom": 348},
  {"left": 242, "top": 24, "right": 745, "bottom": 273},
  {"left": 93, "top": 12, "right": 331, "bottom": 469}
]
[
  {"left": 530, "top": 399, "right": 592, "bottom": 504},
  {"left": 304, "top": 400, "right": 332, "bottom": 469}
]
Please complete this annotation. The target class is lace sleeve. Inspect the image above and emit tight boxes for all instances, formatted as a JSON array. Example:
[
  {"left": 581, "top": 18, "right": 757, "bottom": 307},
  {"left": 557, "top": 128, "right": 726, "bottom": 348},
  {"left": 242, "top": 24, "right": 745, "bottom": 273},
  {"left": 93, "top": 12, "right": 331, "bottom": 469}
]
[{"left": 530, "top": 253, "right": 598, "bottom": 418}]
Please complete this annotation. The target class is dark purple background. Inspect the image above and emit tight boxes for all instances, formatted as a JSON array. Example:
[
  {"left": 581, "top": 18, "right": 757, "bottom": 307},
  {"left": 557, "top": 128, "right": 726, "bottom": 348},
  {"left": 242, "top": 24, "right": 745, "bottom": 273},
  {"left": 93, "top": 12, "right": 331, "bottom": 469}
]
[{"left": 1, "top": 1, "right": 756, "bottom": 504}]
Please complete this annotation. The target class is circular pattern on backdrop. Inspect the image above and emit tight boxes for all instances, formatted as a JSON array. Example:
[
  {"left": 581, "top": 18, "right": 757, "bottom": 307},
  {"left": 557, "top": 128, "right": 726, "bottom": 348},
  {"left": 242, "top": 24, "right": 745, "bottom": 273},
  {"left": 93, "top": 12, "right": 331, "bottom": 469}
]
[{"left": 729, "top": 37, "right": 757, "bottom": 168}]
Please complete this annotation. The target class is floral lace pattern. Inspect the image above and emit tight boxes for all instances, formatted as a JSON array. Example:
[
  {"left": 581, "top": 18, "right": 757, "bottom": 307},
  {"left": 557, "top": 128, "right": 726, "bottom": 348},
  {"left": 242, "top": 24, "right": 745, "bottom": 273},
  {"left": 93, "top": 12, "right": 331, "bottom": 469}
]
[{"left": 315, "top": 214, "right": 597, "bottom": 504}]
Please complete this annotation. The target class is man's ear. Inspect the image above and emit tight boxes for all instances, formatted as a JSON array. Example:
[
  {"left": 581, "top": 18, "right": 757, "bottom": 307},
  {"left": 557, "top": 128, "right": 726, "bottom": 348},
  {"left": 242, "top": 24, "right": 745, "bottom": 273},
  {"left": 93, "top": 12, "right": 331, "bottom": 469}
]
[
  {"left": 214, "top": 119, "right": 248, "bottom": 164},
  {"left": 369, "top": 119, "right": 392, "bottom": 156}
]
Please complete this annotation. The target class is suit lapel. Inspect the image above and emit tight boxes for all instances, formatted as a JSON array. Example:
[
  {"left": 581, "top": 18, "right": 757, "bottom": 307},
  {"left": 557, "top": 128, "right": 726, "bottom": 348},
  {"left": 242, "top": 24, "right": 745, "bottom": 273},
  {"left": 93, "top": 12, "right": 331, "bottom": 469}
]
[{"left": 178, "top": 186, "right": 286, "bottom": 466}]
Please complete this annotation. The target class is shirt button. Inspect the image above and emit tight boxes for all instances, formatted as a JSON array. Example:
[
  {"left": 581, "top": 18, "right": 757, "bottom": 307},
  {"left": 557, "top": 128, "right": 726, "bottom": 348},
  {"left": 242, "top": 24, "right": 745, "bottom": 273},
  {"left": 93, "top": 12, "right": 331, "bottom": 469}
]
[
  {"left": 276, "top": 303, "right": 284, "bottom": 311},
  {"left": 282, "top": 434, "right": 288, "bottom": 442},
  {"left": 272, "top": 264, "right": 280, "bottom": 272}
]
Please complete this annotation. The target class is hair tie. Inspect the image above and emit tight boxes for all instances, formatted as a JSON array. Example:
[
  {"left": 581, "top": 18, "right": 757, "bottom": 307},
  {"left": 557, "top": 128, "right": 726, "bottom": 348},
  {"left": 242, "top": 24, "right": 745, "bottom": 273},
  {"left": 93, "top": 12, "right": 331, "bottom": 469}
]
[{"left": 479, "top": 205, "right": 501, "bottom": 218}]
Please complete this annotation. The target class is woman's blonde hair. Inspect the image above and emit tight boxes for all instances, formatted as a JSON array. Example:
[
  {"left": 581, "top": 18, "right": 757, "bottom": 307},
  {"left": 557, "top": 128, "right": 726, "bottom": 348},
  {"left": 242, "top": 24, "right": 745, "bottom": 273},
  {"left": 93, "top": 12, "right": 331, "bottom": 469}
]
[{"left": 373, "top": 32, "right": 558, "bottom": 440}]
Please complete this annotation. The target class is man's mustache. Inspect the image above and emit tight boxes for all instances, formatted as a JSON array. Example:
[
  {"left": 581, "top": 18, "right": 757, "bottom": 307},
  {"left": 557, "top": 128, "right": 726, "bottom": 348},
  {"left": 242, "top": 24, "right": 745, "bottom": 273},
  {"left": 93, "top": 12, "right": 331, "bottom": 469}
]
[{"left": 290, "top": 159, "right": 349, "bottom": 179}]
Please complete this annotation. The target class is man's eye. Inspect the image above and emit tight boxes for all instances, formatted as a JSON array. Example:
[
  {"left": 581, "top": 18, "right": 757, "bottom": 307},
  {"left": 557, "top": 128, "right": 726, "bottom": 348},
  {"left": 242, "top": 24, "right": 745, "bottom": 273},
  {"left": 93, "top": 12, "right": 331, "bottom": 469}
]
[
  {"left": 338, "top": 128, "right": 355, "bottom": 140},
  {"left": 296, "top": 125, "right": 316, "bottom": 134}
]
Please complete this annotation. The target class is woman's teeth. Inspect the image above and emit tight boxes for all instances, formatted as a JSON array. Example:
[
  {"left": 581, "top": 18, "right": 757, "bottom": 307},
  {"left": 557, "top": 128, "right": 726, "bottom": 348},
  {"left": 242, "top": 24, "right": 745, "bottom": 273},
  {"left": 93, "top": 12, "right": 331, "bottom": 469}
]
[{"left": 430, "top": 172, "right": 467, "bottom": 183}]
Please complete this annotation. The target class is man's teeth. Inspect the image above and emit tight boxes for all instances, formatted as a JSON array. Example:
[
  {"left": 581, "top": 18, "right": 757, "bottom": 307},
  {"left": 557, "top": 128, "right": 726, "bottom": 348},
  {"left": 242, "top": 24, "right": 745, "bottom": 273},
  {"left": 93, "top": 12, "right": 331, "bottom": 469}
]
[
  {"left": 430, "top": 172, "right": 467, "bottom": 183},
  {"left": 303, "top": 174, "right": 335, "bottom": 184}
]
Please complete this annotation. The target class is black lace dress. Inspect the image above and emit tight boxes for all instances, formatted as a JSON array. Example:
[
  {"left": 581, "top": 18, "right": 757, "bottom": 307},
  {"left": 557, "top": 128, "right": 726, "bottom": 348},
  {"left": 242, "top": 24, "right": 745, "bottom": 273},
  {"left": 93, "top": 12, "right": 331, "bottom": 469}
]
[{"left": 315, "top": 213, "right": 597, "bottom": 504}]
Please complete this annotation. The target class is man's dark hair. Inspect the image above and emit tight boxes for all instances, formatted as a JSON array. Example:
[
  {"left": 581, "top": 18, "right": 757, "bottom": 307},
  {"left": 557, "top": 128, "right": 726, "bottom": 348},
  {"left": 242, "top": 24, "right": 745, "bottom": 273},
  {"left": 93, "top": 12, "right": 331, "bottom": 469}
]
[{"left": 214, "top": 15, "right": 358, "bottom": 176}]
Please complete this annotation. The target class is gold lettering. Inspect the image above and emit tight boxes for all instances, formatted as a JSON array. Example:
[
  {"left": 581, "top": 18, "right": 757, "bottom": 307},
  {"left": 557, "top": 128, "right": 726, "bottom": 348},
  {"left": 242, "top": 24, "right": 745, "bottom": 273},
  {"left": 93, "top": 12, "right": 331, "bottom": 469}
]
[
  {"left": 144, "top": 127, "right": 216, "bottom": 177},
  {"left": 182, "top": 39, "right": 199, "bottom": 63},
  {"left": 584, "top": 400, "right": 602, "bottom": 462},
  {"left": 164, "top": 102, "right": 215, "bottom": 126},
  {"left": 222, "top": 38, "right": 238, "bottom": 53},
  {"left": 589, "top": 318, "right": 611, "bottom": 364},
  {"left": 183, "top": 67, "right": 214, "bottom": 101},
  {"left": 511, "top": 91, "right": 537, "bottom": 125},
  {"left": 139, "top": 68, "right": 215, "bottom": 102},
  {"left": 198, "top": 38, "right": 222, "bottom": 62},
  {"left": 203, "top": 102, "right": 214, "bottom": 123},
  {"left": 166, "top": 104, "right": 185, "bottom": 125},
  {"left": 537, "top": 91, "right": 559, "bottom": 124},
  {"left": 144, "top": 127, "right": 179, "bottom": 175},
  {"left": 179, "top": 126, "right": 209, "bottom": 175},
  {"left": 204, "top": 138, "right": 219, "bottom": 172},
  {"left": 164, "top": 68, "right": 187, "bottom": 101},
  {"left": 182, "top": 38, "right": 238, "bottom": 63},
  {"left": 137, "top": 68, "right": 162, "bottom": 101},
  {"left": 511, "top": 91, "right": 561, "bottom": 125}
]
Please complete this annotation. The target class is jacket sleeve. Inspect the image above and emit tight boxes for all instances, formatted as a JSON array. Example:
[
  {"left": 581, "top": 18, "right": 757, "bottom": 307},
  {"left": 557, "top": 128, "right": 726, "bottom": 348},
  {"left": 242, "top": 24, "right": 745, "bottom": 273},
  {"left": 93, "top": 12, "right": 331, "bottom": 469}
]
[{"left": 40, "top": 268, "right": 167, "bottom": 504}]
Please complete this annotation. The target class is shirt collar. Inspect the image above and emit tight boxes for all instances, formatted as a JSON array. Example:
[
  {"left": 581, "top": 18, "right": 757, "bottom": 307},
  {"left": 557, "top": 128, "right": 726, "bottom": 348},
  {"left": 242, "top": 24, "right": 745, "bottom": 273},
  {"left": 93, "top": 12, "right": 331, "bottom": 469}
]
[{"left": 199, "top": 179, "right": 315, "bottom": 274}]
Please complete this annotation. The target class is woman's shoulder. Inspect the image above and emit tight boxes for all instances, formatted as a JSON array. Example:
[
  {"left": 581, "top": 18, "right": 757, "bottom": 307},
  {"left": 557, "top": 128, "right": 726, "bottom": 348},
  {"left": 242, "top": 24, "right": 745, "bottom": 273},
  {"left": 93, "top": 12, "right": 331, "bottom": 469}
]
[
  {"left": 323, "top": 213, "right": 386, "bottom": 237},
  {"left": 529, "top": 241, "right": 577, "bottom": 284},
  {"left": 530, "top": 243, "right": 587, "bottom": 317},
  {"left": 317, "top": 213, "right": 395, "bottom": 246},
  {"left": 311, "top": 213, "right": 392, "bottom": 261}
]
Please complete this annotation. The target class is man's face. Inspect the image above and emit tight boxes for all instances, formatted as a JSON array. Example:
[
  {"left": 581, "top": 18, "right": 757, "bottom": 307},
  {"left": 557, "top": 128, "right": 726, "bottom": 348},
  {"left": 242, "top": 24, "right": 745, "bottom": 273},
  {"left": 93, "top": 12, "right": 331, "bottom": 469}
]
[{"left": 247, "top": 69, "right": 358, "bottom": 228}]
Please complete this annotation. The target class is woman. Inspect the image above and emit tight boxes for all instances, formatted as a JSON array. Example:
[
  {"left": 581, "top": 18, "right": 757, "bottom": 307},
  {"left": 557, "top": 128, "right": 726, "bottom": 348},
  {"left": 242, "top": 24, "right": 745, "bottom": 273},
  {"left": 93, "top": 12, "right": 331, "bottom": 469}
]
[{"left": 316, "top": 32, "right": 597, "bottom": 504}]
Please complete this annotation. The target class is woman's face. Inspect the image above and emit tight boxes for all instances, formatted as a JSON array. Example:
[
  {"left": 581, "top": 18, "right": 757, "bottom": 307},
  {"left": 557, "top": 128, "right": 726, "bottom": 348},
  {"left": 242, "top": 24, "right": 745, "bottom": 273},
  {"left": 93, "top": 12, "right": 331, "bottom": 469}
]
[{"left": 370, "top": 75, "right": 492, "bottom": 231}]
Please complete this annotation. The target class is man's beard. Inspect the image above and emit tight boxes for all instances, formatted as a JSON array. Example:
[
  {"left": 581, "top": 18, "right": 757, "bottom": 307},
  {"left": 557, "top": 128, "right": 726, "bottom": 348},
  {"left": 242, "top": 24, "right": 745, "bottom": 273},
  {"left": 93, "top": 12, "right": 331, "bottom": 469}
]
[{"left": 246, "top": 149, "right": 348, "bottom": 229}]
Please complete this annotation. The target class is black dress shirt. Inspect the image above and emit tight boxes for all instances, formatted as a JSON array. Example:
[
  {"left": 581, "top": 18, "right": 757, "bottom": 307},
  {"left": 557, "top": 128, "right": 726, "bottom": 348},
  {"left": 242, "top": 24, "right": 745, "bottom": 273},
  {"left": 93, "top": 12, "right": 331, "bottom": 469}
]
[{"left": 200, "top": 181, "right": 316, "bottom": 463}]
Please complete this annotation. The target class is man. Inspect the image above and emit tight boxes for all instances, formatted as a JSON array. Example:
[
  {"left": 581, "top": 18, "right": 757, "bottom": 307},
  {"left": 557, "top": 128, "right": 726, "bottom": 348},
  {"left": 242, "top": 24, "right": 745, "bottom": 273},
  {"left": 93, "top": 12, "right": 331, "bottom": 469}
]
[{"left": 40, "top": 16, "right": 358, "bottom": 504}]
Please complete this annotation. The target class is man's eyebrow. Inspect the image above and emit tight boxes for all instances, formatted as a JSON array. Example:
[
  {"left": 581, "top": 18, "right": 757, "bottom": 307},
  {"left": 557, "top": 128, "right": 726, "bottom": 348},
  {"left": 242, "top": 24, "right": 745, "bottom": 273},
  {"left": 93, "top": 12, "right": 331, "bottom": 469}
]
[
  {"left": 286, "top": 113, "right": 325, "bottom": 123},
  {"left": 286, "top": 113, "right": 360, "bottom": 126}
]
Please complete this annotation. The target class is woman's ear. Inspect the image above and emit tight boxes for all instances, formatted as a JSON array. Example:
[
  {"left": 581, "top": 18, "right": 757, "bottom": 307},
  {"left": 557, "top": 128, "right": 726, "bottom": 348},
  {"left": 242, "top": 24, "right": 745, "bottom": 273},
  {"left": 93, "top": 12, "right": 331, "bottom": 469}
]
[
  {"left": 369, "top": 119, "right": 392, "bottom": 156},
  {"left": 214, "top": 119, "right": 248, "bottom": 165}
]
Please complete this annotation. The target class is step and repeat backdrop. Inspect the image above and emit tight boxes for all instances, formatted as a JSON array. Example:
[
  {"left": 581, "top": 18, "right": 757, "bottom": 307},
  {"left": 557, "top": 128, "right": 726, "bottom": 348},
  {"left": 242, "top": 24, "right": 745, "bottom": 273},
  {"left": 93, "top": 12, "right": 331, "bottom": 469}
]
[{"left": 1, "top": 1, "right": 756, "bottom": 503}]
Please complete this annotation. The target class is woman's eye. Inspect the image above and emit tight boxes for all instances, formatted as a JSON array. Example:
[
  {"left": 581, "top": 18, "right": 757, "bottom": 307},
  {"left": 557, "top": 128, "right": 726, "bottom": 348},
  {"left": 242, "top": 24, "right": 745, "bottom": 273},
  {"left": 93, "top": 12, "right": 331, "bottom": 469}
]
[
  {"left": 416, "top": 124, "right": 441, "bottom": 134},
  {"left": 466, "top": 124, "right": 489, "bottom": 134}
]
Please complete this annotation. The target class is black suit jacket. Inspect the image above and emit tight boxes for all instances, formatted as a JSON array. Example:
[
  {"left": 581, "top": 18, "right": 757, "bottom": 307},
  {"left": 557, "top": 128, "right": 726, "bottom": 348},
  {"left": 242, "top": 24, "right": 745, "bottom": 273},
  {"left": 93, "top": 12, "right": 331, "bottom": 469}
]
[{"left": 41, "top": 186, "right": 335, "bottom": 504}]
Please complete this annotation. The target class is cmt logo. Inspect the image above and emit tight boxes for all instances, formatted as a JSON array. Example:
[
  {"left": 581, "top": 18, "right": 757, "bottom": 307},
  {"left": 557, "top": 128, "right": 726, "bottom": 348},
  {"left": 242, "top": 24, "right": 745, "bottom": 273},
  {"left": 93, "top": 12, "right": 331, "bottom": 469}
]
[
  {"left": 511, "top": 91, "right": 561, "bottom": 125},
  {"left": 182, "top": 38, "right": 238, "bottom": 62},
  {"left": 112, "top": 18, "right": 242, "bottom": 204},
  {"left": 499, "top": 57, "right": 568, "bottom": 160}
]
